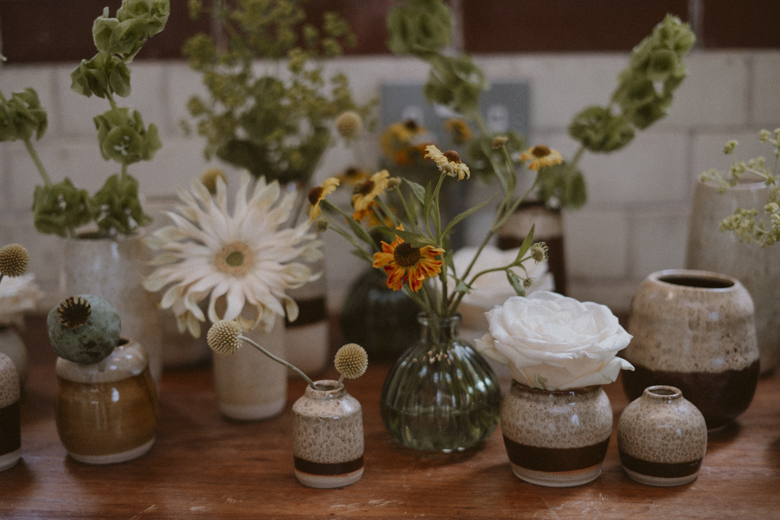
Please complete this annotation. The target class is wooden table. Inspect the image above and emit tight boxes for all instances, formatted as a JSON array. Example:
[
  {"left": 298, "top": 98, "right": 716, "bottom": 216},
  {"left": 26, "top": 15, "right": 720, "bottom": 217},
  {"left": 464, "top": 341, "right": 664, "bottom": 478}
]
[{"left": 2, "top": 322, "right": 780, "bottom": 519}]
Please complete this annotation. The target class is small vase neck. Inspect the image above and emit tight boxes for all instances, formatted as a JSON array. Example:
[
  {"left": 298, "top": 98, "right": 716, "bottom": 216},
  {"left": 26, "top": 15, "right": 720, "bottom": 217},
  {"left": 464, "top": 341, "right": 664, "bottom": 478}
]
[
  {"left": 304, "top": 380, "right": 346, "bottom": 400},
  {"left": 642, "top": 385, "right": 683, "bottom": 403},
  {"left": 417, "top": 314, "right": 461, "bottom": 345}
]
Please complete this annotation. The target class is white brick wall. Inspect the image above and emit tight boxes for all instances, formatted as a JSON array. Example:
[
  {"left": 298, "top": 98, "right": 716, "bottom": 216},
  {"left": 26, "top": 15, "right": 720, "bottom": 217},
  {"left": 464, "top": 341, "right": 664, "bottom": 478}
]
[{"left": 0, "top": 50, "right": 777, "bottom": 314}]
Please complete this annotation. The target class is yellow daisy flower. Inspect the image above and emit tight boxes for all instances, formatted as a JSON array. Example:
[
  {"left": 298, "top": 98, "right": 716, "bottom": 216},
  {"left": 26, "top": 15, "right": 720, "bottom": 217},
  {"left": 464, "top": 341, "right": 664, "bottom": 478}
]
[
  {"left": 519, "top": 145, "right": 564, "bottom": 171},
  {"left": 352, "top": 170, "right": 390, "bottom": 212},
  {"left": 308, "top": 177, "right": 340, "bottom": 221},
  {"left": 444, "top": 118, "right": 473, "bottom": 145},
  {"left": 336, "top": 166, "right": 370, "bottom": 187},
  {"left": 424, "top": 145, "right": 470, "bottom": 180},
  {"left": 372, "top": 227, "right": 445, "bottom": 292}
]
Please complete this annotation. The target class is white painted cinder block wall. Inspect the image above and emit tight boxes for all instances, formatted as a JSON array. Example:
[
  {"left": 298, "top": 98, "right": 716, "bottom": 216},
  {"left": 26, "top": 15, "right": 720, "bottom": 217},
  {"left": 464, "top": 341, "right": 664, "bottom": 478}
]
[{"left": 1, "top": 50, "right": 778, "bottom": 314}]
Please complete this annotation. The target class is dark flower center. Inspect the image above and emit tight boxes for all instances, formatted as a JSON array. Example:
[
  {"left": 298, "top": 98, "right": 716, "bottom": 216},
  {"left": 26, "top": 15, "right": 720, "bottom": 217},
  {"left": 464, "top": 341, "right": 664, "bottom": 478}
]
[
  {"left": 532, "top": 145, "right": 551, "bottom": 157},
  {"left": 394, "top": 242, "right": 421, "bottom": 267},
  {"left": 443, "top": 150, "right": 461, "bottom": 163},
  {"left": 404, "top": 119, "right": 419, "bottom": 131},
  {"left": 308, "top": 187, "right": 324, "bottom": 206},
  {"left": 356, "top": 180, "right": 375, "bottom": 196}
]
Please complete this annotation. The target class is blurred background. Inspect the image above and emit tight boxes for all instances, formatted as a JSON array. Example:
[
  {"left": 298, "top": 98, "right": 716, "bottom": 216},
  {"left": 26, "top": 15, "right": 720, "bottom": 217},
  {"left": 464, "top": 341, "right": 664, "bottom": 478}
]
[{"left": 0, "top": 0, "right": 778, "bottom": 316}]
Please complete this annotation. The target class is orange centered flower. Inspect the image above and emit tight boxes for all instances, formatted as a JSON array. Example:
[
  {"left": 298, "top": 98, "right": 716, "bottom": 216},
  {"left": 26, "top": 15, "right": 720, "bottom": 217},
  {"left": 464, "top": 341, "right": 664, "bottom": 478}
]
[
  {"left": 519, "top": 145, "right": 564, "bottom": 171},
  {"left": 372, "top": 228, "right": 445, "bottom": 292}
]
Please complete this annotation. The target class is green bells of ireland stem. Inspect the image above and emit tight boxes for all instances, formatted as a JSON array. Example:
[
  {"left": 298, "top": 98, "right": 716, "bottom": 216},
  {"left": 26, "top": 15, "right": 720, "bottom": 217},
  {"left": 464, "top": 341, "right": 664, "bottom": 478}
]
[
  {"left": 0, "top": 88, "right": 48, "bottom": 142},
  {"left": 94, "top": 108, "right": 161, "bottom": 164}
]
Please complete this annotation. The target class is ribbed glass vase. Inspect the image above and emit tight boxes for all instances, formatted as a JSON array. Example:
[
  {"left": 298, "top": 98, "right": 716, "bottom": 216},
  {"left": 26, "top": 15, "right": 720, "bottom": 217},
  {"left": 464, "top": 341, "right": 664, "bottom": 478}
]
[{"left": 380, "top": 313, "right": 501, "bottom": 452}]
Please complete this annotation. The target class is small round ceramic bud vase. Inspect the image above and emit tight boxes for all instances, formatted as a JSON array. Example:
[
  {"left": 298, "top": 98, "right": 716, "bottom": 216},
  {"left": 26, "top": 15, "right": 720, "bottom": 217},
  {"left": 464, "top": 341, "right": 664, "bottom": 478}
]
[
  {"left": 618, "top": 385, "right": 707, "bottom": 487},
  {"left": 0, "top": 353, "right": 21, "bottom": 471},
  {"left": 622, "top": 269, "right": 760, "bottom": 430},
  {"left": 292, "top": 380, "right": 364, "bottom": 488},
  {"left": 500, "top": 382, "right": 613, "bottom": 487},
  {"left": 55, "top": 339, "right": 158, "bottom": 464}
]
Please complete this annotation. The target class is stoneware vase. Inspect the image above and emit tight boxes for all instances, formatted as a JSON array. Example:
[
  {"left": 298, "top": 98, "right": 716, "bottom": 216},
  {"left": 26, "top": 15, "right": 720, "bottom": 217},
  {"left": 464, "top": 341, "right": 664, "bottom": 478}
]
[
  {"left": 213, "top": 315, "right": 287, "bottom": 421},
  {"left": 292, "top": 379, "right": 364, "bottom": 488},
  {"left": 61, "top": 232, "right": 163, "bottom": 385},
  {"left": 55, "top": 338, "right": 158, "bottom": 464},
  {"left": 0, "top": 352, "right": 21, "bottom": 471},
  {"left": 622, "top": 269, "right": 760, "bottom": 430},
  {"left": 285, "top": 253, "right": 330, "bottom": 377},
  {"left": 497, "top": 200, "right": 567, "bottom": 295},
  {"left": 500, "top": 381, "right": 613, "bottom": 487},
  {"left": 618, "top": 385, "right": 707, "bottom": 487},
  {"left": 380, "top": 314, "right": 501, "bottom": 452},
  {"left": 686, "top": 178, "right": 780, "bottom": 374},
  {"left": 0, "top": 326, "right": 27, "bottom": 383}
]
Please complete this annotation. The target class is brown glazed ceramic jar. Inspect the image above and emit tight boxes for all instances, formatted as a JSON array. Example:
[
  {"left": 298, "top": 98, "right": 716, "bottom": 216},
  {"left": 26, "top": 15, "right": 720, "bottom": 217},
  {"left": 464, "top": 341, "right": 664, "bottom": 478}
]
[
  {"left": 622, "top": 269, "right": 760, "bottom": 430},
  {"left": 292, "top": 380, "right": 364, "bottom": 488},
  {"left": 618, "top": 385, "right": 707, "bottom": 486},
  {"left": 500, "top": 381, "right": 613, "bottom": 487},
  {"left": 56, "top": 339, "right": 158, "bottom": 464},
  {"left": 0, "top": 353, "right": 21, "bottom": 471}
]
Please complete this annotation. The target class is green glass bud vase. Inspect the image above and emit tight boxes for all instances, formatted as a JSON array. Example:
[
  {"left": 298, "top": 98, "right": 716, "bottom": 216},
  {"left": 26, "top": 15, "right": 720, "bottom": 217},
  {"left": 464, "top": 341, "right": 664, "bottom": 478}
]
[{"left": 380, "top": 313, "right": 501, "bottom": 452}]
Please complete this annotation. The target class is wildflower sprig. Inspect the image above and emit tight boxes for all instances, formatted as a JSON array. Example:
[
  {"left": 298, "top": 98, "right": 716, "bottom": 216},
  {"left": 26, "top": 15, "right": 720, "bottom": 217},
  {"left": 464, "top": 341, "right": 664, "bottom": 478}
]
[
  {"left": 701, "top": 129, "right": 780, "bottom": 247},
  {"left": 0, "top": 0, "right": 168, "bottom": 238}
]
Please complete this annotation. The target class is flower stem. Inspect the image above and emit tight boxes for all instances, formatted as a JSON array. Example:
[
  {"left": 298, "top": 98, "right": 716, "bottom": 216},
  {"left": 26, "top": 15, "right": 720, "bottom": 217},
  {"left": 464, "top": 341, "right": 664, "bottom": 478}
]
[
  {"left": 238, "top": 334, "right": 317, "bottom": 390},
  {"left": 23, "top": 137, "right": 52, "bottom": 186}
]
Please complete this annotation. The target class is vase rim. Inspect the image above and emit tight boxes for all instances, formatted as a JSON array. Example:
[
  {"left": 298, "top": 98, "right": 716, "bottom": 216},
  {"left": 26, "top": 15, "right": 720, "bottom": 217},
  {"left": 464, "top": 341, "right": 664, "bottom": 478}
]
[
  {"left": 306, "top": 379, "right": 346, "bottom": 399},
  {"left": 699, "top": 174, "right": 767, "bottom": 191},
  {"left": 511, "top": 380, "right": 601, "bottom": 395},
  {"left": 643, "top": 385, "right": 683, "bottom": 400},
  {"left": 649, "top": 269, "right": 739, "bottom": 291}
]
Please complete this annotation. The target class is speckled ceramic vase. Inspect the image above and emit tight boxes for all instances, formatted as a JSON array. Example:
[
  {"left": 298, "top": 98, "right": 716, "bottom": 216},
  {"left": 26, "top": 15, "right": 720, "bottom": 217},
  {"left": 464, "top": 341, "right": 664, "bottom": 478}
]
[
  {"left": 292, "top": 380, "right": 364, "bottom": 488},
  {"left": 686, "top": 178, "right": 780, "bottom": 374},
  {"left": 55, "top": 339, "right": 158, "bottom": 464},
  {"left": 500, "top": 382, "right": 613, "bottom": 487},
  {"left": 61, "top": 233, "right": 163, "bottom": 385},
  {"left": 0, "top": 326, "right": 27, "bottom": 383},
  {"left": 618, "top": 385, "right": 707, "bottom": 487},
  {"left": 622, "top": 269, "right": 760, "bottom": 430},
  {"left": 0, "top": 353, "right": 21, "bottom": 471},
  {"left": 213, "top": 315, "right": 287, "bottom": 421}
]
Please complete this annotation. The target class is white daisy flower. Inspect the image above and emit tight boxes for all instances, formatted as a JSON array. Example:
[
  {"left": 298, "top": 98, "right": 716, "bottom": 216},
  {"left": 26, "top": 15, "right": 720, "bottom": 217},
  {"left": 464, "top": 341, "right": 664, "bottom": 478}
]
[{"left": 143, "top": 171, "right": 322, "bottom": 338}]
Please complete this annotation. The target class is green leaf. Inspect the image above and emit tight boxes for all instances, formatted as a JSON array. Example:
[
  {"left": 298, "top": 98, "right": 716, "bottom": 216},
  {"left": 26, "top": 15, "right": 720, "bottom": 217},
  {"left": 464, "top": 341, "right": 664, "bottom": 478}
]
[
  {"left": 441, "top": 194, "right": 495, "bottom": 238},
  {"left": 423, "top": 180, "right": 434, "bottom": 226},
  {"left": 506, "top": 269, "right": 526, "bottom": 297},
  {"left": 387, "top": 227, "right": 435, "bottom": 248},
  {"left": 516, "top": 224, "right": 535, "bottom": 261},
  {"left": 404, "top": 178, "right": 426, "bottom": 205},
  {"left": 454, "top": 280, "right": 471, "bottom": 294}
]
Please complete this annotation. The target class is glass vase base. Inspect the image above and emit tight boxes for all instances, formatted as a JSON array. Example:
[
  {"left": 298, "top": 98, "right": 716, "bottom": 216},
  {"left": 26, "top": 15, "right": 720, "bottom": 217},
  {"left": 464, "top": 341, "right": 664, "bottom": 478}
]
[
  {"left": 68, "top": 437, "right": 155, "bottom": 465},
  {"left": 622, "top": 466, "right": 699, "bottom": 487},
  {"left": 382, "top": 404, "right": 498, "bottom": 452},
  {"left": 510, "top": 462, "right": 602, "bottom": 488},
  {"left": 294, "top": 467, "right": 363, "bottom": 489},
  {"left": 0, "top": 449, "right": 21, "bottom": 471},
  {"left": 219, "top": 397, "right": 286, "bottom": 421}
]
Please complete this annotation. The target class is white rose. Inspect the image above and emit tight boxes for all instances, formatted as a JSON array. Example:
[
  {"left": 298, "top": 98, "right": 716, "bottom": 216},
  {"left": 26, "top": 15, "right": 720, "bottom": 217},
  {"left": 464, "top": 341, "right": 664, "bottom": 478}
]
[{"left": 475, "top": 291, "right": 634, "bottom": 390}]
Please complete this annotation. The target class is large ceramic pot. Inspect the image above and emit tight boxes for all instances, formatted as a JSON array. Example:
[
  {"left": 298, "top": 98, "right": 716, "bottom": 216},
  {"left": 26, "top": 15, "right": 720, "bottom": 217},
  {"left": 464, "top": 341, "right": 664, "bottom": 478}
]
[
  {"left": 292, "top": 379, "right": 364, "bottom": 488},
  {"left": 61, "top": 232, "right": 163, "bottom": 384},
  {"left": 500, "top": 381, "right": 612, "bottom": 487},
  {"left": 380, "top": 314, "right": 501, "bottom": 452},
  {"left": 622, "top": 269, "right": 760, "bottom": 430},
  {"left": 686, "top": 178, "right": 780, "bottom": 373},
  {"left": 213, "top": 315, "right": 287, "bottom": 421},
  {"left": 55, "top": 338, "right": 158, "bottom": 464}
]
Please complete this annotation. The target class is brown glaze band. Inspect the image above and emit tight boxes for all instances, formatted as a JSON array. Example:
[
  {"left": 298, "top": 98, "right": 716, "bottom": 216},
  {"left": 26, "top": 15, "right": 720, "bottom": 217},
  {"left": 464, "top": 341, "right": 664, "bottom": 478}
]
[
  {"left": 0, "top": 400, "right": 21, "bottom": 455},
  {"left": 294, "top": 456, "right": 364, "bottom": 476},
  {"left": 619, "top": 450, "right": 702, "bottom": 478},
  {"left": 503, "top": 436, "right": 610, "bottom": 472},
  {"left": 622, "top": 360, "right": 760, "bottom": 429},
  {"left": 285, "top": 297, "right": 327, "bottom": 328}
]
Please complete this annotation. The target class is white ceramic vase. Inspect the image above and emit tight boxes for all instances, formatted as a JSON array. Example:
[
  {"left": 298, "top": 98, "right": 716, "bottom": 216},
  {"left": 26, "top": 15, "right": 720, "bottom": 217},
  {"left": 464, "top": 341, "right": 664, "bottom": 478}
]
[
  {"left": 686, "top": 178, "right": 780, "bottom": 373},
  {"left": 213, "top": 315, "right": 287, "bottom": 421},
  {"left": 0, "top": 327, "right": 27, "bottom": 383},
  {"left": 285, "top": 253, "right": 329, "bottom": 377},
  {"left": 60, "top": 232, "right": 163, "bottom": 385}
]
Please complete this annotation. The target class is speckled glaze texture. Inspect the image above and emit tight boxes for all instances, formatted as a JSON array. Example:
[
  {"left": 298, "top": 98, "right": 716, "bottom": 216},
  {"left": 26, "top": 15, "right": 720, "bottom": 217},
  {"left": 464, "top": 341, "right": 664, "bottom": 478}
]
[
  {"left": 292, "top": 380, "right": 364, "bottom": 489},
  {"left": 55, "top": 339, "right": 158, "bottom": 465},
  {"left": 618, "top": 385, "right": 707, "bottom": 486},
  {"left": 0, "top": 353, "right": 21, "bottom": 471},
  {"left": 622, "top": 269, "right": 760, "bottom": 429},
  {"left": 61, "top": 233, "right": 163, "bottom": 385},
  {"left": 213, "top": 315, "right": 286, "bottom": 421},
  {"left": 686, "top": 179, "right": 780, "bottom": 373},
  {"left": 500, "top": 381, "right": 612, "bottom": 487}
]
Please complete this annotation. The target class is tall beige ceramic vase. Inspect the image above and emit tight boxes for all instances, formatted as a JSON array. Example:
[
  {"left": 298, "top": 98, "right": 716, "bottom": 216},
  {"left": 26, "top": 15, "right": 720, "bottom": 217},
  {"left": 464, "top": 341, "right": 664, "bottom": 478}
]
[
  {"left": 686, "top": 178, "right": 780, "bottom": 374},
  {"left": 60, "top": 233, "right": 163, "bottom": 385},
  {"left": 285, "top": 254, "right": 329, "bottom": 377},
  {"left": 213, "top": 315, "right": 287, "bottom": 421}
]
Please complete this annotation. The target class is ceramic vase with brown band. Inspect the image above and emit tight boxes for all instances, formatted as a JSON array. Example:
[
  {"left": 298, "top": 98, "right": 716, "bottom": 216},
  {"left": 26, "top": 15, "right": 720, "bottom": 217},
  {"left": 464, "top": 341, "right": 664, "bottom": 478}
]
[
  {"left": 55, "top": 339, "right": 158, "bottom": 464},
  {"left": 292, "top": 380, "right": 364, "bottom": 488},
  {"left": 618, "top": 385, "right": 707, "bottom": 487},
  {"left": 0, "top": 353, "right": 21, "bottom": 471},
  {"left": 622, "top": 269, "right": 760, "bottom": 430},
  {"left": 500, "top": 381, "right": 612, "bottom": 487}
]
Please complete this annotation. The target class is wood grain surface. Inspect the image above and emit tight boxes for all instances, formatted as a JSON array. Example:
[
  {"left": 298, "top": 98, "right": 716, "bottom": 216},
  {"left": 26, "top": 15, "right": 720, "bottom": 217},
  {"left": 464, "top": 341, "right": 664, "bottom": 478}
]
[{"left": 2, "top": 317, "right": 779, "bottom": 519}]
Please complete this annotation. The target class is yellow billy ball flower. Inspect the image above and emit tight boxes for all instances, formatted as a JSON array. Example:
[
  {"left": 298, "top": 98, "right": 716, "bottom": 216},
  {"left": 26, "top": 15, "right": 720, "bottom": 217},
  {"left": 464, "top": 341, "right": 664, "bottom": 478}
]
[
  {"left": 334, "top": 343, "right": 368, "bottom": 379},
  {"left": 207, "top": 320, "right": 243, "bottom": 355},
  {"left": 0, "top": 243, "right": 30, "bottom": 278}
]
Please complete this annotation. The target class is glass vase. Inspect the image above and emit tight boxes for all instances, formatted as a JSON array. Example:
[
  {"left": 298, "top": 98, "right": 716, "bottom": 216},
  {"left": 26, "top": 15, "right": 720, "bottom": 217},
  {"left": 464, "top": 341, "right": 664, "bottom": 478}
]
[{"left": 380, "top": 313, "right": 501, "bottom": 452}]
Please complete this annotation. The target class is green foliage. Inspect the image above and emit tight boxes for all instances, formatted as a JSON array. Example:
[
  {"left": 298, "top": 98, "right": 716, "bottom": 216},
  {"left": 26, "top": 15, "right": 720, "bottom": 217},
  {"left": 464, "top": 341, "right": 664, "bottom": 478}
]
[
  {"left": 536, "top": 163, "right": 587, "bottom": 211},
  {"left": 184, "top": 0, "right": 373, "bottom": 184},
  {"left": 386, "top": 0, "right": 453, "bottom": 57},
  {"left": 1, "top": 0, "right": 168, "bottom": 238},
  {"left": 467, "top": 131, "right": 526, "bottom": 183}
]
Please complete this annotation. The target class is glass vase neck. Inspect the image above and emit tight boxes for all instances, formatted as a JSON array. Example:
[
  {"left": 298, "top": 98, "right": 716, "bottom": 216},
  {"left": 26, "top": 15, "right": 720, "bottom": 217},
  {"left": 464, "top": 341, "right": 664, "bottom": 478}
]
[{"left": 417, "top": 313, "right": 462, "bottom": 345}]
